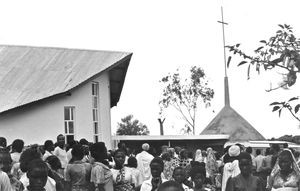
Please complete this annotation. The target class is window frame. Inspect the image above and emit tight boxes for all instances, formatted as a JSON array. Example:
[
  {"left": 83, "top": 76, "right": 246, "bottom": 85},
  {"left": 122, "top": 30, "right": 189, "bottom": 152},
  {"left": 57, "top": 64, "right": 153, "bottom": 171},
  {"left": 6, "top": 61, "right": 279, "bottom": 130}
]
[
  {"left": 92, "top": 82, "right": 100, "bottom": 142},
  {"left": 64, "top": 106, "right": 75, "bottom": 143}
]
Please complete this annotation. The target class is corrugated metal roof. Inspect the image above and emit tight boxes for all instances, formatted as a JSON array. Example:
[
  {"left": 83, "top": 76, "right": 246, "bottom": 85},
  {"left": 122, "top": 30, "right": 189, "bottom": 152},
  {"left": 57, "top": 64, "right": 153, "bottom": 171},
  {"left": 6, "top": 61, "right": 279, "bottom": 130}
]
[{"left": 0, "top": 45, "right": 132, "bottom": 113}]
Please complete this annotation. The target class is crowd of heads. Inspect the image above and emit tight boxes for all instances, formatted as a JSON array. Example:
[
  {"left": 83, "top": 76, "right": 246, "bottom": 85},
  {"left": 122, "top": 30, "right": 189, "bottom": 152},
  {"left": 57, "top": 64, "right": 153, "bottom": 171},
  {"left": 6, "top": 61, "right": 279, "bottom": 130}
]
[{"left": 0, "top": 134, "right": 300, "bottom": 191}]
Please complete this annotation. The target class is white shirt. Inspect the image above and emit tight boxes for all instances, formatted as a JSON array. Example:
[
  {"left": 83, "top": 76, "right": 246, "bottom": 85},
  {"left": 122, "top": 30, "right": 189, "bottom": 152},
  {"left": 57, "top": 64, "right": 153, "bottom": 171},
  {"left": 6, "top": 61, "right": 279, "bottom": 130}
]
[
  {"left": 140, "top": 177, "right": 167, "bottom": 191},
  {"left": 20, "top": 173, "right": 56, "bottom": 191},
  {"left": 66, "top": 148, "right": 72, "bottom": 162},
  {"left": 222, "top": 160, "right": 240, "bottom": 191},
  {"left": 11, "top": 152, "right": 21, "bottom": 163},
  {"left": 43, "top": 150, "right": 53, "bottom": 161},
  {"left": 253, "top": 154, "right": 265, "bottom": 172},
  {"left": 136, "top": 151, "right": 154, "bottom": 182},
  {"left": 111, "top": 167, "right": 138, "bottom": 186},
  {"left": 0, "top": 171, "right": 13, "bottom": 191},
  {"left": 53, "top": 146, "right": 68, "bottom": 168},
  {"left": 182, "top": 183, "right": 192, "bottom": 191}
]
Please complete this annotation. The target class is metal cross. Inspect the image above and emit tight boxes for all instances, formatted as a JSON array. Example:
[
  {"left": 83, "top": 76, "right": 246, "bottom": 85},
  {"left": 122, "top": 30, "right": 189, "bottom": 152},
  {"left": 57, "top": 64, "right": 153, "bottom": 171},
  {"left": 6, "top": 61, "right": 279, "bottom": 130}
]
[{"left": 217, "top": 6, "right": 228, "bottom": 77}]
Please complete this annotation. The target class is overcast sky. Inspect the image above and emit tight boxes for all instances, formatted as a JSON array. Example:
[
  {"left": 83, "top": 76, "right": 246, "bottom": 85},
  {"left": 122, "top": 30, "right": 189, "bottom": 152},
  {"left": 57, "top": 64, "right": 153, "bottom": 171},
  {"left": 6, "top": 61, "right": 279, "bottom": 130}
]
[{"left": 1, "top": 0, "right": 300, "bottom": 139}]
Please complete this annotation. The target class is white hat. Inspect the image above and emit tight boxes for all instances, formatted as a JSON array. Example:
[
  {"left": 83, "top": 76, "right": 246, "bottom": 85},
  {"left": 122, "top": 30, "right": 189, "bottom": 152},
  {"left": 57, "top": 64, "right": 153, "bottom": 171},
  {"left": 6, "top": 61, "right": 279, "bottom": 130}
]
[{"left": 228, "top": 145, "right": 240, "bottom": 157}]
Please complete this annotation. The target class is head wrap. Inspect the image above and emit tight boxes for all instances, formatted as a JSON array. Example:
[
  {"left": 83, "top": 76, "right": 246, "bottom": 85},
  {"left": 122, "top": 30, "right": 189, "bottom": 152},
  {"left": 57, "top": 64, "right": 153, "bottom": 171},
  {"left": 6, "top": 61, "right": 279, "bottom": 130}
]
[
  {"left": 267, "top": 149, "right": 300, "bottom": 189},
  {"left": 195, "top": 149, "right": 203, "bottom": 162},
  {"left": 228, "top": 145, "right": 240, "bottom": 157}
]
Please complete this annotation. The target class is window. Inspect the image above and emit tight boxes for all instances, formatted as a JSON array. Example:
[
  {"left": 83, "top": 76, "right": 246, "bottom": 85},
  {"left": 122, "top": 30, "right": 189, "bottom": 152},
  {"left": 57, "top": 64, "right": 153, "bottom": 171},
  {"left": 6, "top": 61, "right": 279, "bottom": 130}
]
[
  {"left": 64, "top": 106, "right": 75, "bottom": 144},
  {"left": 92, "top": 82, "right": 100, "bottom": 142}
]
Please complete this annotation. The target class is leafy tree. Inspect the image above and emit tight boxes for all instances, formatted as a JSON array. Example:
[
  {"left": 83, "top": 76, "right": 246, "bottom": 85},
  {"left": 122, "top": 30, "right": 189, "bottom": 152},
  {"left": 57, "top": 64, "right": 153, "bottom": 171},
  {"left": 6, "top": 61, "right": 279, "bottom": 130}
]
[
  {"left": 226, "top": 24, "right": 300, "bottom": 122},
  {"left": 116, "top": 115, "right": 150, "bottom": 135},
  {"left": 159, "top": 66, "right": 214, "bottom": 135}
]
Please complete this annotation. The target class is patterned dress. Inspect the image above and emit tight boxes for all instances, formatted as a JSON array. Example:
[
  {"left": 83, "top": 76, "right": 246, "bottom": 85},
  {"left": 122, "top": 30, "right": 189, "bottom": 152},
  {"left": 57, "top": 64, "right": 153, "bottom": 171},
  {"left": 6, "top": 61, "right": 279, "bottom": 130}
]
[
  {"left": 65, "top": 160, "right": 92, "bottom": 191},
  {"left": 111, "top": 167, "right": 136, "bottom": 191}
]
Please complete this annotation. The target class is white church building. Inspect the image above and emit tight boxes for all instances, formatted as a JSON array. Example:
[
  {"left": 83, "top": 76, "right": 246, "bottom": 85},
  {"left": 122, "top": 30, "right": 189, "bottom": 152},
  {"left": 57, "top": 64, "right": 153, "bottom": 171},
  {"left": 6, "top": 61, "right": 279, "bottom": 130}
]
[{"left": 0, "top": 45, "right": 132, "bottom": 149}]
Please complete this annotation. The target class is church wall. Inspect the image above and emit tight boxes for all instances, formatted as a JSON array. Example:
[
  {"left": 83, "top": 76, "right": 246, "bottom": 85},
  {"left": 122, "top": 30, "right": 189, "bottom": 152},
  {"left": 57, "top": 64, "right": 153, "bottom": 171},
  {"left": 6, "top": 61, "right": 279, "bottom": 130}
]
[{"left": 0, "top": 71, "right": 112, "bottom": 148}]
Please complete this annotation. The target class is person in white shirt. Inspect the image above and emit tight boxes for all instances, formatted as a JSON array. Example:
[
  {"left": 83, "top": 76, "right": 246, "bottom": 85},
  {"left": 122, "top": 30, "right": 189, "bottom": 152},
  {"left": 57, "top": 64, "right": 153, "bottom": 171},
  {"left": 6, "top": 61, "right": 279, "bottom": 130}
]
[
  {"left": 253, "top": 149, "right": 265, "bottom": 174},
  {"left": 136, "top": 143, "right": 154, "bottom": 182},
  {"left": 10, "top": 139, "right": 24, "bottom": 163},
  {"left": 141, "top": 157, "right": 167, "bottom": 191},
  {"left": 53, "top": 134, "right": 68, "bottom": 169},
  {"left": 43, "top": 140, "right": 54, "bottom": 161},
  {"left": 157, "top": 180, "right": 185, "bottom": 191}
]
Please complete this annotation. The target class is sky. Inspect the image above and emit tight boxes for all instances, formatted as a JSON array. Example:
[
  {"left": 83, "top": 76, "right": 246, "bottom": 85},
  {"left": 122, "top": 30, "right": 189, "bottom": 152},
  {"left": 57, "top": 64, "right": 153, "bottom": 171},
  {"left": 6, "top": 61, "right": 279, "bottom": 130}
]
[{"left": 0, "top": 0, "right": 299, "bottom": 139}]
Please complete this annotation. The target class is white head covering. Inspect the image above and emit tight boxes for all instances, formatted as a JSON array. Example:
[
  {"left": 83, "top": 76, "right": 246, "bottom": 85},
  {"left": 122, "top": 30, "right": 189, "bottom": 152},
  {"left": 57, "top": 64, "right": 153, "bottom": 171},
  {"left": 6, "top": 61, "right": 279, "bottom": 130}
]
[
  {"left": 228, "top": 145, "right": 240, "bottom": 157},
  {"left": 267, "top": 149, "right": 300, "bottom": 189},
  {"left": 142, "top": 143, "right": 150, "bottom": 151},
  {"left": 195, "top": 149, "right": 203, "bottom": 162}
]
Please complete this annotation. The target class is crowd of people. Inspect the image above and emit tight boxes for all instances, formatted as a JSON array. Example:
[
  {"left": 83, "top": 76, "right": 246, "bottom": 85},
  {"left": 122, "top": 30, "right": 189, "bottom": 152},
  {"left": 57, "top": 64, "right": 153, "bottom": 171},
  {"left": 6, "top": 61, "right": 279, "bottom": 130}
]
[{"left": 0, "top": 135, "right": 300, "bottom": 191}]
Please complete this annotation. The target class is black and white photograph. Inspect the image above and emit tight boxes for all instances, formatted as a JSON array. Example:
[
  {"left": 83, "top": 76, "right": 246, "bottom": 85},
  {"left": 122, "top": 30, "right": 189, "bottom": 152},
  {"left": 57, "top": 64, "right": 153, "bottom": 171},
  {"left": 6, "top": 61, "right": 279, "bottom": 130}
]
[{"left": 0, "top": 1, "right": 299, "bottom": 191}]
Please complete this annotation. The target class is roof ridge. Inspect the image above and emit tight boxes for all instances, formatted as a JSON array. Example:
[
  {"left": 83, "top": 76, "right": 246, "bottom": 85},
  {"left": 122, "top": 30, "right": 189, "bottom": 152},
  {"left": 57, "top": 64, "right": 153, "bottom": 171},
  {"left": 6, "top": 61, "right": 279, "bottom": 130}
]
[{"left": 0, "top": 44, "right": 132, "bottom": 55}]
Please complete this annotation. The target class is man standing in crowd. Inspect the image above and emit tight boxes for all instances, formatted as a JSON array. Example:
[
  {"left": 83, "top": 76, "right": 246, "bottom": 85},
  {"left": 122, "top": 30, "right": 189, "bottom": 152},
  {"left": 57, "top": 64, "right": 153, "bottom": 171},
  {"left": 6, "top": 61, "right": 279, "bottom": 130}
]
[
  {"left": 226, "top": 152, "right": 263, "bottom": 191},
  {"left": 53, "top": 134, "right": 68, "bottom": 169},
  {"left": 253, "top": 149, "right": 264, "bottom": 175},
  {"left": 136, "top": 143, "right": 154, "bottom": 182}
]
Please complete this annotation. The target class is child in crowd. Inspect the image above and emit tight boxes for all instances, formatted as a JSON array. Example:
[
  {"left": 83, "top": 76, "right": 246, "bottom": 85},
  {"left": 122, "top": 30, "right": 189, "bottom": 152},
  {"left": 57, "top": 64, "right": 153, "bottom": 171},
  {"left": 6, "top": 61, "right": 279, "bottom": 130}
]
[
  {"left": 19, "top": 147, "right": 56, "bottom": 191},
  {"left": 140, "top": 157, "right": 167, "bottom": 191},
  {"left": 172, "top": 167, "right": 190, "bottom": 191},
  {"left": 25, "top": 159, "right": 48, "bottom": 191},
  {"left": 190, "top": 166, "right": 214, "bottom": 191}
]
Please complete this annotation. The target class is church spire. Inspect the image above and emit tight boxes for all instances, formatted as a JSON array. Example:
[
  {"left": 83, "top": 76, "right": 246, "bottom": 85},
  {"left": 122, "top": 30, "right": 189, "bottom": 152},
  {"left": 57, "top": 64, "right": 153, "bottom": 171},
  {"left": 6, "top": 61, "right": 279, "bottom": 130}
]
[{"left": 218, "top": 6, "right": 230, "bottom": 106}]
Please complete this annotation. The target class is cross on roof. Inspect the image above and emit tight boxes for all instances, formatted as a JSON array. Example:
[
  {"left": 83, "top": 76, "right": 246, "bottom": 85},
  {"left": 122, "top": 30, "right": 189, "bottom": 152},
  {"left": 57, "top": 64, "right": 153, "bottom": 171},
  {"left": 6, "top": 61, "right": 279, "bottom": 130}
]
[{"left": 217, "top": 6, "right": 229, "bottom": 77}]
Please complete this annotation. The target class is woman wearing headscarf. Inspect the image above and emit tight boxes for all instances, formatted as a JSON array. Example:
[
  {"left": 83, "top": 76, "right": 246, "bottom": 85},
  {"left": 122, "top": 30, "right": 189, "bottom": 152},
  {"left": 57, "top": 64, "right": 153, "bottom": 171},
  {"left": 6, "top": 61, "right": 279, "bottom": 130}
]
[
  {"left": 267, "top": 149, "right": 300, "bottom": 191},
  {"left": 221, "top": 145, "right": 241, "bottom": 191},
  {"left": 194, "top": 150, "right": 203, "bottom": 163},
  {"left": 206, "top": 148, "right": 218, "bottom": 182}
]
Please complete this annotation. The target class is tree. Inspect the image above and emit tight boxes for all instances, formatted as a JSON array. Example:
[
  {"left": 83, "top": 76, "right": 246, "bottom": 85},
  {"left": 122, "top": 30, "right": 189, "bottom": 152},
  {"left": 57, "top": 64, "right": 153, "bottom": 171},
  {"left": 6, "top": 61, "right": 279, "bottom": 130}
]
[
  {"left": 159, "top": 66, "right": 214, "bottom": 135},
  {"left": 226, "top": 24, "right": 300, "bottom": 122},
  {"left": 116, "top": 115, "right": 150, "bottom": 135}
]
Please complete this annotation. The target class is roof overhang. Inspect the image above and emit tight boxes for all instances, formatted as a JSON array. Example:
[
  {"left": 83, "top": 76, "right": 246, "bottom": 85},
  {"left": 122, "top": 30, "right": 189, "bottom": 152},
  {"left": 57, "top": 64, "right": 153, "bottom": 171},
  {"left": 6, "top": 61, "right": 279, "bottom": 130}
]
[
  {"left": 112, "top": 134, "right": 229, "bottom": 141},
  {"left": 109, "top": 57, "right": 131, "bottom": 107}
]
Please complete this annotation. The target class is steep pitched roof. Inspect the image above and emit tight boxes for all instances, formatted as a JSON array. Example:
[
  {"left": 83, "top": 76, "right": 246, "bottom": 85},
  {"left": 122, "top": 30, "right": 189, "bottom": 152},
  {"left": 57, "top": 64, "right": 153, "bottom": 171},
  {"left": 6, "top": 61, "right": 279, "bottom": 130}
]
[
  {"left": 200, "top": 77, "right": 265, "bottom": 142},
  {"left": 0, "top": 45, "right": 132, "bottom": 113},
  {"left": 201, "top": 105, "right": 265, "bottom": 141}
]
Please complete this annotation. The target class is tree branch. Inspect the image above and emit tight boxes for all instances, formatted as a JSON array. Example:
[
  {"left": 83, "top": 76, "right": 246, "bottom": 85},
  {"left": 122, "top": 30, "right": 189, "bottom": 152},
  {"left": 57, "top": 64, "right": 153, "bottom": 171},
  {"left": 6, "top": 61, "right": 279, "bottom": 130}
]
[
  {"left": 265, "top": 82, "right": 288, "bottom": 92},
  {"left": 172, "top": 101, "right": 194, "bottom": 128},
  {"left": 287, "top": 107, "right": 300, "bottom": 122}
]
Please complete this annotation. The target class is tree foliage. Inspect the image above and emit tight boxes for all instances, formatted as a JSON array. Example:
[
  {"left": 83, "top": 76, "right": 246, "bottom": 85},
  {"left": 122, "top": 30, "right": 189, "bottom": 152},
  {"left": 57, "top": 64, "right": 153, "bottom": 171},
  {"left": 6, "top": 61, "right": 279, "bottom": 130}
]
[
  {"left": 116, "top": 115, "right": 150, "bottom": 135},
  {"left": 159, "top": 66, "right": 214, "bottom": 134},
  {"left": 226, "top": 24, "right": 300, "bottom": 122}
]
